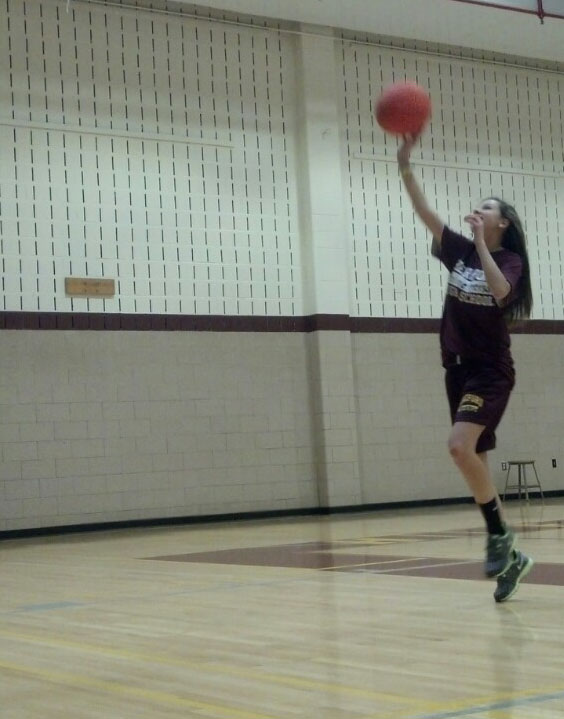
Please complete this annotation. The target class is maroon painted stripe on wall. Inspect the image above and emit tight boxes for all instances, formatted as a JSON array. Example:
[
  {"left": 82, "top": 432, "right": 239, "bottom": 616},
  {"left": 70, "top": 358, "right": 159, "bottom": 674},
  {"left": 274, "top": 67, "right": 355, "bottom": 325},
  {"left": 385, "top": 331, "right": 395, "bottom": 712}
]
[
  {"left": 0, "top": 312, "right": 562, "bottom": 333},
  {"left": 0, "top": 312, "right": 342, "bottom": 332}
]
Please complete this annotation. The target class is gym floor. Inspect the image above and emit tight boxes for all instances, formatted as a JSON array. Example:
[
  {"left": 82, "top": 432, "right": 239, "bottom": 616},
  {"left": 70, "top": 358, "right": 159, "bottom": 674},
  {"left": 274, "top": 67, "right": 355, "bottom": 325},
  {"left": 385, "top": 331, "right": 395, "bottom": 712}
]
[{"left": 1, "top": 498, "right": 563, "bottom": 718}]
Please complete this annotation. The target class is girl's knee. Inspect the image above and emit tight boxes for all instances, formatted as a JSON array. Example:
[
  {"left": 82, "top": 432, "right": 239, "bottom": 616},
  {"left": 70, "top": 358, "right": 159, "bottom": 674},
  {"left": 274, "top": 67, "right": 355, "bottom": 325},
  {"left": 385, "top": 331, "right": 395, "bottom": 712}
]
[
  {"left": 448, "top": 423, "right": 484, "bottom": 464},
  {"left": 448, "top": 434, "right": 474, "bottom": 464},
  {"left": 448, "top": 436, "right": 465, "bottom": 462}
]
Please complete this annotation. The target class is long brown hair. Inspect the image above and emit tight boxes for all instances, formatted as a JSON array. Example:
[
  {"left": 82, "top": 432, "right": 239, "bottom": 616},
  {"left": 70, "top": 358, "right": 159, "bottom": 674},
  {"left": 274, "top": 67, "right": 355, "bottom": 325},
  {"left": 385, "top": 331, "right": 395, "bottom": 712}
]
[{"left": 489, "top": 198, "right": 533, "bottom": 321}]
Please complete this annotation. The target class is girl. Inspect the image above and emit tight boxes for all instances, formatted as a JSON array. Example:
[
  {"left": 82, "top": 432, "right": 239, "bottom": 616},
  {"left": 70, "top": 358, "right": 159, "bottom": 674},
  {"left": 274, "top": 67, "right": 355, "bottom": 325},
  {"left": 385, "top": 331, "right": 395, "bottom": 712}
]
[{"left": 397, "top": 134, "right": 534, "bottom": 601}]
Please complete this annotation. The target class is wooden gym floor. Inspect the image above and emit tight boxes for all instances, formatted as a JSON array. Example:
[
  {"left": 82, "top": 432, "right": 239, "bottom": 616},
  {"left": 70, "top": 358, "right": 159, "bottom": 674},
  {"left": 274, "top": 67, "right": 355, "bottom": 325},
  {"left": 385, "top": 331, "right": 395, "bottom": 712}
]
[{"left": 1, "top": 498, "right": 564, "bottom": 718}]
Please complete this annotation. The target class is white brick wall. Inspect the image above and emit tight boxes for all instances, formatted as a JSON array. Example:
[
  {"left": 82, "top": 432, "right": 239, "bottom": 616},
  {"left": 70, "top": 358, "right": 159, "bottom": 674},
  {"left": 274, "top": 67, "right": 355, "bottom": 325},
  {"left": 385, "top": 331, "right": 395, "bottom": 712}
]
[
  {"left": 2, "top": 327, "right": 562, "bottom": 530},
  {"left": 353, "top": 333, "right": 564, "bottom": 503},
  {"left": 0, "top": 331, "right": 318, "bottom": 530}
]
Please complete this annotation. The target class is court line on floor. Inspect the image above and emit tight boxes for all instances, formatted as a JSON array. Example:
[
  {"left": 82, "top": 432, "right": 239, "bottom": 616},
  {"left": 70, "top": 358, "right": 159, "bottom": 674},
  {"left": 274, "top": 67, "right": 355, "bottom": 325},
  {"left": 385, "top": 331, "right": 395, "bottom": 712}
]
[
  {"left": 5, "top": 553, "right": 470, "bottom": 616},
  {"left": 0, "top": 629, "right": 442, "bottom": 711},
  {"left": 371, "top": 559, "right": 479, "bottom": 573},
  {"left": 331, "top": 559, "right": 479, "bottom": 574},
  {"left": 0, "top": 658, "right": 275, "bottom": 719},
  {"left": 18, "top": 601, "right": 84, "bottom": 612},
  {"left": 412, "top": 687, "right": 564, "bottom": 718},
  {"left": 320, "top": 557, "right": 430, "bottom": 571},
  {"left": 0, "top": 572, "right": 325, "bottom": 615}
]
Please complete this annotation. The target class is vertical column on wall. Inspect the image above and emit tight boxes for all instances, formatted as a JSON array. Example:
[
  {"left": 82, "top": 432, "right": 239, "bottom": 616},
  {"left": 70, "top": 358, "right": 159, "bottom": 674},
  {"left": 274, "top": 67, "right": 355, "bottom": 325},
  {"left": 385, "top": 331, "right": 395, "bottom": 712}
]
[{"left": 295, "top": 27, "right": 361, "bottom": 508}]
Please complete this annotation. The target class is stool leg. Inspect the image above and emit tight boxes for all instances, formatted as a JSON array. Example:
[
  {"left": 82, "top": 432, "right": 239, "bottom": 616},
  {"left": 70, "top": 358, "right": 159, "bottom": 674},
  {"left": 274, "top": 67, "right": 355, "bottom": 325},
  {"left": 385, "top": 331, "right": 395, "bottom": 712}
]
[
  {"left": 503, "top": 466, "right": 511, "bottom": 501},
  {"left": 532, "top": 463, "right": 544, "bottom": 501},
  {"left": 523, "top": 464, "right": 529, "bottom": 501},
  {"left": 517, "top": 465, "right": 522, "bottom": 500}
]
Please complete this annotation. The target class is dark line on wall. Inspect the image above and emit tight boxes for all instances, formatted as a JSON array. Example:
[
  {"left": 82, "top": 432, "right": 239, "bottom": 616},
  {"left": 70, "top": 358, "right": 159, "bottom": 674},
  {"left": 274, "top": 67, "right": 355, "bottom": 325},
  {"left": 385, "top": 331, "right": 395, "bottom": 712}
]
[
  {"left": 1, "top": 312, "right": 563, "bottom": 334},
  {"left": 1, "top": 491, "right": 560, "bottom": 541}
]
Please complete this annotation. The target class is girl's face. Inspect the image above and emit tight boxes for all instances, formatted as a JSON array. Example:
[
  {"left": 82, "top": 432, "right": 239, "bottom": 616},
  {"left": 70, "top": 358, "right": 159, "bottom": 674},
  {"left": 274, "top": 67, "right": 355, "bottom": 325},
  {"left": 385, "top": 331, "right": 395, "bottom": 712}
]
[{"left": 475, "top": 198, "right": 509, "bottom": 235}]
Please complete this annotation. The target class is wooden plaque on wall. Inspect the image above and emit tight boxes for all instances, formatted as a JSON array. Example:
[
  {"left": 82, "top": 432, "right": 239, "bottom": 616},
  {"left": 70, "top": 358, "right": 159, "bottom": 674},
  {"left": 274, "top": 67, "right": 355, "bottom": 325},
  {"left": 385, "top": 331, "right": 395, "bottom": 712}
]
[{"left": 64, "top": 278, "right": 116, "bottom": 298}]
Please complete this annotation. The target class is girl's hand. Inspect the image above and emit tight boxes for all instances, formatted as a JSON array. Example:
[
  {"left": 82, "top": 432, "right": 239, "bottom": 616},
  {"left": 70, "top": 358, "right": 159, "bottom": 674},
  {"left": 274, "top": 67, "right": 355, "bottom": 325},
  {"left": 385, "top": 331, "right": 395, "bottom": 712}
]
[
  {"left": 464, "top": 212, "right": 485, "bottom": 243},
  {"left": 397, "top": 133, "right": 419, "bottom": 167}
]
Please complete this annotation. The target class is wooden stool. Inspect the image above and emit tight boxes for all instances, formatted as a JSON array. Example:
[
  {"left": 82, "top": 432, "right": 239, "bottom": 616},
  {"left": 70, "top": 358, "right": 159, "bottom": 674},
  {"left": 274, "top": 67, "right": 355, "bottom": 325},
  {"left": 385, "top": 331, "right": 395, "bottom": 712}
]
[{"left": 503, "top": 460, "right": 544, "bottom": 501}]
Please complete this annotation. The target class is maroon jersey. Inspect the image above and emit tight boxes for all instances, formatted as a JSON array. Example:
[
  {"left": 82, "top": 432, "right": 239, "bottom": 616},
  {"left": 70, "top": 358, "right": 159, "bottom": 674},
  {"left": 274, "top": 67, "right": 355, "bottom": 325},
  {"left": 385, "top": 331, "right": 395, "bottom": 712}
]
[{"left": 434, "top": 226, "right": 523, "bottom": 372}]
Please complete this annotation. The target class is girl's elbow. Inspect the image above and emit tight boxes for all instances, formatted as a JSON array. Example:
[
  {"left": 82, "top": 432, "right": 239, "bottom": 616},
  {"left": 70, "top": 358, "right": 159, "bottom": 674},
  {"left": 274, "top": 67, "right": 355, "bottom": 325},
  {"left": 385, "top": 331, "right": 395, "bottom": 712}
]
[{"left": 494, "top": 283, "right": 512, "bottom": 305}]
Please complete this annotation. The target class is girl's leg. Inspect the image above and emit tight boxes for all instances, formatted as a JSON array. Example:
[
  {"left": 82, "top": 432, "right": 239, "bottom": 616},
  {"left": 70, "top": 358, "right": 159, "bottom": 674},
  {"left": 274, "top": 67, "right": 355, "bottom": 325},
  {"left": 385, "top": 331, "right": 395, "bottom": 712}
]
[
  {"left": 448, "top": 421, "right": 496, "bottom": 501},
  {"left": 477, "top": 451, "right": 506, "bottom": 524},
  {"left": 448, "top": 421, "right": 514, "bottom": 576}
]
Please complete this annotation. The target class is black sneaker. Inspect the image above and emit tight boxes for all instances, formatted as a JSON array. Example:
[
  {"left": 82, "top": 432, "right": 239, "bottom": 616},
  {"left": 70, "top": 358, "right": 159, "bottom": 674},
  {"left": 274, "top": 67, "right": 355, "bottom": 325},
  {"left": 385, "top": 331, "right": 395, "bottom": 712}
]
[
  {"left": 485, "top": 529, "right": 515, "bottom": 577},
  {"left": 494, "top": 550, "right": 534, "bottom": 603}
]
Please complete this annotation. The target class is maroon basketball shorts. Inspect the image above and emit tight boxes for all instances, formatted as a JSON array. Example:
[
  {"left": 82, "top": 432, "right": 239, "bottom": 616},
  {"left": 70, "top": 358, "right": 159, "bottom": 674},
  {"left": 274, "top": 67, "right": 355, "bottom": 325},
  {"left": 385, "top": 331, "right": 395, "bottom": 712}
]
[{"left": 444, "top": 361, "right": 515, "bottom": 453}]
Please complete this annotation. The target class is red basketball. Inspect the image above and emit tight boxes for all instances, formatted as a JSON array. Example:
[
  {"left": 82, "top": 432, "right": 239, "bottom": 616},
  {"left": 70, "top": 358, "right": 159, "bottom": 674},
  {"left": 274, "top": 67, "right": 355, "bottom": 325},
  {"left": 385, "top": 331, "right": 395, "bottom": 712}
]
[{"left": 374, "top": 82, "right": 431, "bottom": 135}]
